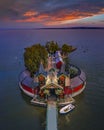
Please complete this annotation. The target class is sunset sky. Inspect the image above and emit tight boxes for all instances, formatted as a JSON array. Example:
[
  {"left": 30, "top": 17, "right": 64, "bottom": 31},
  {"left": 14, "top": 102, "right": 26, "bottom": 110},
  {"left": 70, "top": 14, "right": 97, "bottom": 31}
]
[{"left": 0, "top": 0, "right": 104, "bottom": 28}]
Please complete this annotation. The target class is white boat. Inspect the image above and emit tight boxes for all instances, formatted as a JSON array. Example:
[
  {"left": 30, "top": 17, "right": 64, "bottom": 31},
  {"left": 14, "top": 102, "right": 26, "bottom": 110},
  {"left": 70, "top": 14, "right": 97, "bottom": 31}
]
[{"left": 59, "top": 104, "right": 75, "bottom": 114}]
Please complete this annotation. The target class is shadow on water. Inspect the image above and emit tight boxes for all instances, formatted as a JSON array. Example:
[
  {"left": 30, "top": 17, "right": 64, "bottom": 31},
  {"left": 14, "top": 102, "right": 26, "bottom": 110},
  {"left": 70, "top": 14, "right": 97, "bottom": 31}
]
[
  {"left": 74, "top": 91, "right": 85, "bottom": 101},
  {"left": 19, "top": 91, "right": 46, "bottom": 130},
  {"left": 58, "top": 92, "right": 87, "bottom": 130},
  {"left": 20, "top": 91, "right": 32, "bottom": 106},
  {"left": 20, "top": 90, "right": 46, "bottom": 111}
]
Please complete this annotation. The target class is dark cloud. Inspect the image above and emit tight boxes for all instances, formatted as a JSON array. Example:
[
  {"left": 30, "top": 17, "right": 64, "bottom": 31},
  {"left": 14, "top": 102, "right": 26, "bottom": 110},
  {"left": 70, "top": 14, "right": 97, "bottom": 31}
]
[{"left": 0, "top": 0, "right": 104, "bottom": 26}]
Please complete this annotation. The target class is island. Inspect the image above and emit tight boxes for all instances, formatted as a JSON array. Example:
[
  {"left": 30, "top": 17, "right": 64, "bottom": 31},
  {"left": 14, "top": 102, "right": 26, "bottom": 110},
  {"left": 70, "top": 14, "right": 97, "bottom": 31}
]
[{"left": 19, "top": 41, "right": 86, "bottom": 106}]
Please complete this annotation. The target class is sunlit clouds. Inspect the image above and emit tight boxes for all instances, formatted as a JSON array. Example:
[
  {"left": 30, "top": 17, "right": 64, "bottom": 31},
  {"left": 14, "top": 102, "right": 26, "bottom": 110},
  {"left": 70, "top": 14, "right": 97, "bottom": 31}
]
[
  {"left": 0, "top": 0, "right": 104, "bottom": 27},
  {"left": 16, "top": 8, "right": 104, "bottom": 26},
  {"left": 23, "top": 11, "right": 38, "bottom": 17}
]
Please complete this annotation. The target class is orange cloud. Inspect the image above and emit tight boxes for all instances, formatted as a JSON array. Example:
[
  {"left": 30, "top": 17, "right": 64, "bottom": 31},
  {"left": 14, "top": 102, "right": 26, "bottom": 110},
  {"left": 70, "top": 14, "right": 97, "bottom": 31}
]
[
  {"left": 44, "top": 11, "right": 95, "bottom": 25},
  {"left": 45, "top": 9, "right": 104, "bottom": 25},
  {"left": 16, "top": 17, "right": 38, "bottom": 22},
  {"left": 16, "top": 8, "right": 104, "bottom": 26},
  {"left": 98, "top": 8, "right": 104, "bottom": 14},
  {"left": 23, "top": 11, "right": 38, "bottom": 17},
  {"left": 16, "top": 11, "right": 49, "bottom": 23}
]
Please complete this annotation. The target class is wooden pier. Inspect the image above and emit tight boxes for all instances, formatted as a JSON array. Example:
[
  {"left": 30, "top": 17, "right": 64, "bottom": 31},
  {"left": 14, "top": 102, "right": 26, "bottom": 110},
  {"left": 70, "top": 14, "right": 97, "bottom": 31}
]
[{"left": 46, "top": 101, "right": 57, "bottom": 130}]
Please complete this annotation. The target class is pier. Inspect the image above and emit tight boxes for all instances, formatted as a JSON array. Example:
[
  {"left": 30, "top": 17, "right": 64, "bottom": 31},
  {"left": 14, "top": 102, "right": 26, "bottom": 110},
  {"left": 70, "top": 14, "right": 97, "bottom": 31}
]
[{"left": 46, "top": 101, "right": 57, "bottom": 130}]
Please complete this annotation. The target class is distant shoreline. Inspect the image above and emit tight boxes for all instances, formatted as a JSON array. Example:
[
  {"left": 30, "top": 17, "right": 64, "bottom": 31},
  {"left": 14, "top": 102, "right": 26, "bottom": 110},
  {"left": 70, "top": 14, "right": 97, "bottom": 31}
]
[{"left": 0, "top": 27, "right": 104, "bottom": 30}]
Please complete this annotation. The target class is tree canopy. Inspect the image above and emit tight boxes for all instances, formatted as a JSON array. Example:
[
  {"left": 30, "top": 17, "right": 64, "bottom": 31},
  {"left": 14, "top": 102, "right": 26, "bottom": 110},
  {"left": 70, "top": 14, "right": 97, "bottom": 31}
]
[
  {"left": 23, "top": 41, "right": 76, "bottom": 77},
  {"left": 24, "top": 44, "right": 48, "bottom": 76},
  {"left": 45, "top": 41, "right": 59, "bottom": 54},
  {"left": 62, "top": 44, "right": 74, "bottom": 56}
]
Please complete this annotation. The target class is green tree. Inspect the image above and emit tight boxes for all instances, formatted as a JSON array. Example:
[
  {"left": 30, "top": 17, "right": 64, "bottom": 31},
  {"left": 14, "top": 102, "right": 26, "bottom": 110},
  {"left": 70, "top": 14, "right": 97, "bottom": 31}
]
[
  {"left": 45, "top": 41, "right": 59, "bottom": 54},
  {"left": 62, "top": 44, "right": 73, "bottom": 56},
  {"left": 64, "top": 57, "right": 70, "bottom": 73},
  {"left": 24, "top": 44, "right": 48, "bottom": 76},
  {"left": 23, "top": 41, "right": 76, "bottom": 77},
  {"left": 62, "top": 43, "right": 77, "bottom": 57}
]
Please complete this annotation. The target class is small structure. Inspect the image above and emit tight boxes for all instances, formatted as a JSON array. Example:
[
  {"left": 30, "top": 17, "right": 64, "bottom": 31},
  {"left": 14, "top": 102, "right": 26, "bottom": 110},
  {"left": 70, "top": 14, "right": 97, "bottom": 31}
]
[{"left": 55, "top": 51, "right": 63, "bottom": 69}]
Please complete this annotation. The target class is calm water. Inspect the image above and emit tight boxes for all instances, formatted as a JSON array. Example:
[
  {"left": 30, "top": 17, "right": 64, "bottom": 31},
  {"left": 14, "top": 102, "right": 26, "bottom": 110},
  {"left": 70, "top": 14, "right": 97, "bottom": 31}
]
[{"left": 0, "top": 29, "right": 104, "bottom": 130}]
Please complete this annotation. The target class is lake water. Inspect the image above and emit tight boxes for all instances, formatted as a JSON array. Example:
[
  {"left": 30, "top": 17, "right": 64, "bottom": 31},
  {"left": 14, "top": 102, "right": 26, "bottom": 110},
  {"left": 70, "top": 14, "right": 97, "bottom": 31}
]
[{"left": 0, "top": 29, "right": 104, "bottom": 130}]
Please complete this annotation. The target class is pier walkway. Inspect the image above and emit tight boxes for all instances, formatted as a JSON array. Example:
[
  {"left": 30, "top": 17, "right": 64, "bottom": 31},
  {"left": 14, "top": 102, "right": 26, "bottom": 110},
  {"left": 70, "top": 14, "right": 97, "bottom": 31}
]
[{"left": 46, "top": 101, "right": 57, "bottom": 130}]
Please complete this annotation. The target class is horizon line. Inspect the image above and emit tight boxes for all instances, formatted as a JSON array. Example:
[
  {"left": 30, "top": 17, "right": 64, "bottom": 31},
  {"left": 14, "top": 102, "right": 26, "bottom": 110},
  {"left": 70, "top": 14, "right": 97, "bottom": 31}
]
[{"left": 0, "top": 26, "right": 104, "bottom": 30}]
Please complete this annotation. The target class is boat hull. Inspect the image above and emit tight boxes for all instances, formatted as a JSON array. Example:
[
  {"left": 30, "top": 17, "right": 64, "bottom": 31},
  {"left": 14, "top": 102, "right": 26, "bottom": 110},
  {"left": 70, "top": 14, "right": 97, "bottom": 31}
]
[{"left": 60, "top": 104, "right": 75, "bottom": 114}]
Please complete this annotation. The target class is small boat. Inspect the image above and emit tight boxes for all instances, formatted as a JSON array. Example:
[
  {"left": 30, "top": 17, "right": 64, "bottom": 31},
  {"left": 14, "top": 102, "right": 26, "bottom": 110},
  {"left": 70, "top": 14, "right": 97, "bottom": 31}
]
[{"left": 59, "top": 104, "right": 75, "bottom": 114}]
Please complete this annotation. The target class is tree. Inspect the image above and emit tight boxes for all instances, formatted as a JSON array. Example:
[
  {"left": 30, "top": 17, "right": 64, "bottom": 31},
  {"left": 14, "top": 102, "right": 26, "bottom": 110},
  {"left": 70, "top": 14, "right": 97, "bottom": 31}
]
[
  {"left": 24, "top": 44, "right": 48, "bottom": 77},
  {"left": 23, "top": 41, "right": 76, "bottom": 77},
  {"left": 61, "top": 44, "right": 73, "bottom": 56},
  {"left": 45, "top": 41, "right": 59, "bottom": 54},
  {"left": 64, "top": 57, "right": 70, "bottom": 73},
  {"left": 62, "top": 43, "right": 77, "bottom": 57}
]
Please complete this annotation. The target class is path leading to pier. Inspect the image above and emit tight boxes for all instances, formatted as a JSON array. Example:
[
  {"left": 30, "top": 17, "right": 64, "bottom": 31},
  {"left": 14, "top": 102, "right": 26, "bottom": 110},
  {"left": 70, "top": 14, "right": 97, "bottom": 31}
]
[{"left": 46, "top": 101, "right": 57, "bottom": 130}]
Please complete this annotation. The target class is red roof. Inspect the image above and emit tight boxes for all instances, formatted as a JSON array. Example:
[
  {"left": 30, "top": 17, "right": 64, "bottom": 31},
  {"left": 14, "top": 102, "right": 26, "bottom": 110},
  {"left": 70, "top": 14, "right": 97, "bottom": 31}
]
[{"left": 56, "top": 61, "right": 62, "bottom": 69}]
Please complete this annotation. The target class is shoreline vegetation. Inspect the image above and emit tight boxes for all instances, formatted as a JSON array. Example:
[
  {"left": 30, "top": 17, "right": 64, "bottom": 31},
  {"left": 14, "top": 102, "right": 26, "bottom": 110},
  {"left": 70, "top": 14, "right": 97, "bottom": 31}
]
[
  {"left": 0, "top": 27, "right": 104, "bottom": 30},
  {"left": 24, "top": 41, "right": 77, "bottom": 77}
]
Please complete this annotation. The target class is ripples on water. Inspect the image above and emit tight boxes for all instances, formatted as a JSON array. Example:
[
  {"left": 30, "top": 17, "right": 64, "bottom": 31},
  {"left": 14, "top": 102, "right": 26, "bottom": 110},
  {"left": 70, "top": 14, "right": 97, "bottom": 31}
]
[{"left": 0, "top": 29, "right": 104, "bottom": 130}]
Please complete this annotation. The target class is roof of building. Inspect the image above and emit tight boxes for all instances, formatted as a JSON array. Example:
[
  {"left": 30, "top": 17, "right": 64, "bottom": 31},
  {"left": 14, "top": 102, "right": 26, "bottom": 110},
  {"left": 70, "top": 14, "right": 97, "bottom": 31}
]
[
  {"left": 35, "top": 63, "right": 47, "bottom": 77},
  {"left": 57, "top": 63, "right": 68, "bottom": 77},
  {"left": 39, "top": 63, "right": 45, "bottom": 73},
  {"left": 60, "top": 63, "right": 66, "bottom": 74}
]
